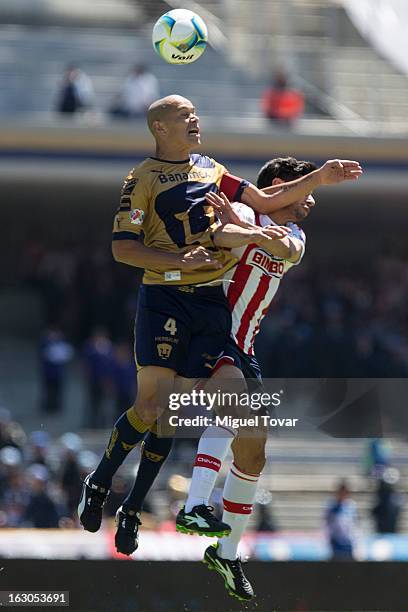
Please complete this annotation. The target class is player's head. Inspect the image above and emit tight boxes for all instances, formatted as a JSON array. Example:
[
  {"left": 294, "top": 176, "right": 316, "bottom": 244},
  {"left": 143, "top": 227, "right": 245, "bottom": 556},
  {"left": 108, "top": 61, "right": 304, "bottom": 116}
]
[
  {"left": 257, "top": 157, "right": 317, "bottom": 222},
  {"left": 147, "top": 95, "right": 200, "bottom": 150}
]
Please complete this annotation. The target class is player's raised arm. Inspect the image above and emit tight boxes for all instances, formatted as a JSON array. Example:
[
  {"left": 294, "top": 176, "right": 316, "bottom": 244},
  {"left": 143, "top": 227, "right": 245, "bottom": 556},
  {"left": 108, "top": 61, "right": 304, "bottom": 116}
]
[{"left": 241, "top": 159, "right": 363, "bottom": 214}]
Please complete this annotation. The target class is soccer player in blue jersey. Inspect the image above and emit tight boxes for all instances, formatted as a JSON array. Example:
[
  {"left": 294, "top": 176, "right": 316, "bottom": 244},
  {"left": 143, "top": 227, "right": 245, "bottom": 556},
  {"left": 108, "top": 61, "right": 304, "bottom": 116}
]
[{"left": 77, "top": 95, "right": 362, "bottom": 555}]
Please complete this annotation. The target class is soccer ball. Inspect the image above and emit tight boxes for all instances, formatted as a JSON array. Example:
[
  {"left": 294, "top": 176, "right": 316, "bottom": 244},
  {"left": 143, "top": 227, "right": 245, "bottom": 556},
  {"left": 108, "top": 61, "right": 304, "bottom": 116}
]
[{"left": 152, "top": 9, "right": 208, "bottom": 65}]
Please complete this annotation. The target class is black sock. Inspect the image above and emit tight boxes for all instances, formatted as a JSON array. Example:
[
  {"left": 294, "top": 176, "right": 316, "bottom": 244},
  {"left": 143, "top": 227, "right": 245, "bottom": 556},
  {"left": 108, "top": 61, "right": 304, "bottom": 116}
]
[
  {"left": 122, "top": 430, "right": 174, "bottom": 513},
  {"left": 92, "top": 409, "right": 149, "bottom": 489}
]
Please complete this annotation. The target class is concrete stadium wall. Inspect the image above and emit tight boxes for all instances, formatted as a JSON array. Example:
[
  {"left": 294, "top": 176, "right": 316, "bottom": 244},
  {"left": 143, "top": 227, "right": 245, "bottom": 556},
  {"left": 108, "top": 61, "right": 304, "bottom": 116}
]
[{"left": 1, "top": 119, "right": 408, "bottom": 174}]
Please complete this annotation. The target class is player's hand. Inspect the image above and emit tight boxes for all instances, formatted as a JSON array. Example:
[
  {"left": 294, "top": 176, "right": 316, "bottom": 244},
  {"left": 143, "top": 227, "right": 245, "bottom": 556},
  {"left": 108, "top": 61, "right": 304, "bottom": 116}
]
[
  {"left": 318, "top": 160, "right": 363, "bottom": 185},
  {"left": 180, "top": 246, "right": 222, "bottom": 271},
  {"left": 205, "top": 191, "right": 248, "bottom": 228}
]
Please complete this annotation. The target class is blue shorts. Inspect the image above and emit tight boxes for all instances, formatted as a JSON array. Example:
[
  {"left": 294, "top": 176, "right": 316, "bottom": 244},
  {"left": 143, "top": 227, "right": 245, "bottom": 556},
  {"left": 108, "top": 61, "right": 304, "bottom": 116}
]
[
  {"left": 134, "top": 284, "right": 232, "bottom": 379},
  {"left": 213, "top": 338, "right": 263, "bottom": 390}
]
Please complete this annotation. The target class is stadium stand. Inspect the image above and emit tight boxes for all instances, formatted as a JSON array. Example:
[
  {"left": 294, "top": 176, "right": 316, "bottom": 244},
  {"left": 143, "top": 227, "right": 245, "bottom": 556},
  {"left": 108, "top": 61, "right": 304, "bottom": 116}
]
[
  {"left": 0, "top": 0, "right": 408, "bottom": 129},
  {"left": 1, "top": 414, "right": 407, "bottom": 536}
]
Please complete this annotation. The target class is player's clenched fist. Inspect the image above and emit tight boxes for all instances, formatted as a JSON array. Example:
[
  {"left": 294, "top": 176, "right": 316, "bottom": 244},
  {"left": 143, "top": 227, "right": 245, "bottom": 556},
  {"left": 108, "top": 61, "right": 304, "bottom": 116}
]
[
  {"left": 318, "top": 159, "right": 363, "bottom": 185},
  {"left": 180, "top": 246, "right": 222, "bottom": 270}
]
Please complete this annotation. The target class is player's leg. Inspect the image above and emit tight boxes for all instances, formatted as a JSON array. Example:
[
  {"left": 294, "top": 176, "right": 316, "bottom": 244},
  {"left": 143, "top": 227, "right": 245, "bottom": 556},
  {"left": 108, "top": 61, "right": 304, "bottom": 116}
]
[
  {"left": 174, "top": 288, "right": 239, "bottom": 536},
  {"left": 176, "top": 352, "right": 249, "bottom": 536},
  {"left": 176, "top": 356, "right": 246, "bottom": 533},
  {"left": 204, "top": 426, "right": 267, "bottom": 602},
  {"left": 121, "top": 425, "right": 174, "bottom": 515},
  {"left": 119, "top": 376, "right": 196, "bottom": 504},
  {"left": 218, "top": 424, "right": 267, "bottom": 558},
  {"left": 177, "top": 334, "right": 262, "bottom": 536},
  {"left": 78, "top": 285, "right": 190, "bottom": 532},
  {"left": 115, "top": 423, "right": 174, "bottom": 554},
  {"left": 114, "top": 376, "right": 194, "bottom": 554},
  {"left": 78, "top": 365, "right": 176, "bottom": 532},
  {"left": 94, "top": 366, "right": 176, "bottom": 484}
]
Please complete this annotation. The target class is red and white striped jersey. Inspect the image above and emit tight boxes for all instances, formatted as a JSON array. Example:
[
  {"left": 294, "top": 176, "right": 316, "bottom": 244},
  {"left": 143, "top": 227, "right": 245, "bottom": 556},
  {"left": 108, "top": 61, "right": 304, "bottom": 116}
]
[{"left": 223, "top": 202, "right": 306, "bottom": 355}]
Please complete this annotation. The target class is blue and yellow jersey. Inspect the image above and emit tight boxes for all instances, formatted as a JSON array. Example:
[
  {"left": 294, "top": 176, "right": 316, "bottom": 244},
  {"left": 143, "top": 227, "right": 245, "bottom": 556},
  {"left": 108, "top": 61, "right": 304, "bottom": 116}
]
[{"left": 112, "top": 153, "right": 249, "bottom": 285}]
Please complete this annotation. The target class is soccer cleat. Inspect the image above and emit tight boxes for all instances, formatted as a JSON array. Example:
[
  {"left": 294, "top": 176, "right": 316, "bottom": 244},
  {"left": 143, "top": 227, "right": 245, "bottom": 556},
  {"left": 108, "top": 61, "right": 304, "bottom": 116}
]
[
  {"left": 77, "top": 473, "right": 109, "bottom": 533},
  {"left": 176, "top": 504, "right": 231, "bottom": 537},
  {"left": 115, "top": 506, "right": 141, "bottom": 555},
  {"left": 203, "top": 543, "right": 254, "bottom": 602}
]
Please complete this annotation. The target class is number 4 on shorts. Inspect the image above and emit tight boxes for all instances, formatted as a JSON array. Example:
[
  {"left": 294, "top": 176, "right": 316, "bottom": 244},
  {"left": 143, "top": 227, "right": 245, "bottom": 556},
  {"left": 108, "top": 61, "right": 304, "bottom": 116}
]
[{"left": 164, "top": 318, "right": 177, "bottom": 336}]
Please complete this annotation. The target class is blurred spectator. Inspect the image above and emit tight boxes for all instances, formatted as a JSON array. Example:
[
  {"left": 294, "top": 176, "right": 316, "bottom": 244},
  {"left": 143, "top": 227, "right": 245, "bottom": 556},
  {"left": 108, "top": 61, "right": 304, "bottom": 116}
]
[
  {"left": 56, "top": 64, "right": 94, "bottom": 115},
  {"left": 364, "top": 439, "right": 391, "bottom": 478},
  {"left": 109, "top": 64, "right": 159, "bottom": 119},
  {"left": 82, "top": 328, "right": 114, "bottom": 428},
  {"left": 0, "top": 466, "right": 27, "bottom": 527},
  {"left": 27, "top": 431, "right": 51, "bottom": 467},
  {"left": 324, "top": 480, "right": 358, "bottom": 560},
  {"left": 0, "top": 408, "right": 26, "bottom": 451},
  {"left": 77, "top": 450, "right": 99, "bottom": 480},
  {"left": 21, "top": 465, "right": 62, "bottom": 528},
  {"left": 261, "top": 69, "right": 305, "bottom": 126},
  {"left": 105, "top": 474, "right": 130, "bottom": 518},
  {"left": 372, "top": 468, "right": 404, "bottom": 533},
  {"left": 112, "top": 342, "right": 136, "bottom": 419},
  {"left": 59, "top": 433, "right": 83, "bottom": 519},
  {"left": 256, "top": 504, "right": 276, "bottom": 532},
  {"left": 0, "top": 446, "right": 26, "bottom": 526},
  {"left": 39, "top": 327, "right": 74, "bottom": 414},
  {"left": 255, "top": 489, "right": 277, "bottom": 532},
  {"left": 166, "top": 474, "right": 189, "bottom": 520}
]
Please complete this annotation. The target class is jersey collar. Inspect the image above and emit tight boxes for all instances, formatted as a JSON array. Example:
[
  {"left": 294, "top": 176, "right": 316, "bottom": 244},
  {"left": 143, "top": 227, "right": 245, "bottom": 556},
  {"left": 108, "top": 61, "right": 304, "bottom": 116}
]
[{"left": 149, "top": 156, "right": 191, "bottom": 164}]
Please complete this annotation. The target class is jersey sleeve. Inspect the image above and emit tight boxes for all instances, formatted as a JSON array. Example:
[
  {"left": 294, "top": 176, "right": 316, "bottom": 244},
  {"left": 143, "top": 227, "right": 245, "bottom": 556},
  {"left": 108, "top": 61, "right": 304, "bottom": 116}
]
[
  {"left": 112, "top": 172, "right": 150, "bottom": 241},
  {"left": 219, "top": 172, "right": 250, "bottom": 203},
  {"left": 284, "top": 222, "right": 306, "bottom": 269}
]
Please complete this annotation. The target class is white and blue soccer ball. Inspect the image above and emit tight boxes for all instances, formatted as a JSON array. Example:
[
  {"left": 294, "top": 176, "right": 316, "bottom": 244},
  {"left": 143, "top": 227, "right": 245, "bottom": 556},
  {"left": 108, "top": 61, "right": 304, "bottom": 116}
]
[{"left": 152, "top": 9, "right": 208, "bottom": 65}]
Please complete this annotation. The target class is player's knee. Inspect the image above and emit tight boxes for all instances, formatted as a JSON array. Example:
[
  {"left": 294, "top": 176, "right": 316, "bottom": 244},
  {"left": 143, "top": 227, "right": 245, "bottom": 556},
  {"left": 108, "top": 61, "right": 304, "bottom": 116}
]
[
  {"left": 134, "top": 366, "right": 176, "bottom": 425},
  {"left": 208, "top": 365, "right": 248, "bottom": 419},
  {"left": 130, "top": 401, "right": 159, "bottom": 427}
]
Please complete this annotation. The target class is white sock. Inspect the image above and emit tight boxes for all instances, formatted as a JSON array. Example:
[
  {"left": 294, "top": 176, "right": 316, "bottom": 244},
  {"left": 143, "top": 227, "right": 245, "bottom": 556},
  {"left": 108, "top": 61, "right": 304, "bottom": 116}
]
[
  {"left": 184, "top": 425, "right": 235, "bottom": 513},
  {"left": 218, "top": 462, "right": 260, "bottom": 560}
]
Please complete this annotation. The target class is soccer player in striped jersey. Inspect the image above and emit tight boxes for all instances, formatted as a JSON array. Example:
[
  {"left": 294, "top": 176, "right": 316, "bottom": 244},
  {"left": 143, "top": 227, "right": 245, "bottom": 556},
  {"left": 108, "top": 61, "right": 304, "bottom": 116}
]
[{"left": 176, "top": 157, "right": 318, "bottom": 601}]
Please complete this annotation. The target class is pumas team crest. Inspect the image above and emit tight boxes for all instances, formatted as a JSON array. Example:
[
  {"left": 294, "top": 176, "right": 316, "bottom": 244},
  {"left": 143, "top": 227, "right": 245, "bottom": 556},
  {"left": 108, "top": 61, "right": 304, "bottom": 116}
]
[{"left": 130, "top": 208, "right": 144, "bottom": 225}]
